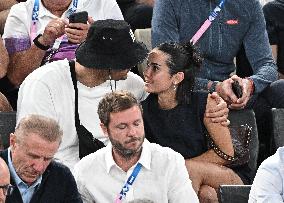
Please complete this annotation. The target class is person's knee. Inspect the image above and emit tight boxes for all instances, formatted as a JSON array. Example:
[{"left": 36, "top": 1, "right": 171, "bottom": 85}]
[{"left": 198, "top": 185, "right": 218, "bottom": 203}]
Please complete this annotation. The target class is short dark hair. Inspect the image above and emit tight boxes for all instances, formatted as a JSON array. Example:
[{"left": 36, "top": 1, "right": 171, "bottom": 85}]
[
  {"left": 97, "top": 90, "right": 142, "bottom": 126},
  {"left": 156, "top": 42, "right": 203, "bottom": 104}
]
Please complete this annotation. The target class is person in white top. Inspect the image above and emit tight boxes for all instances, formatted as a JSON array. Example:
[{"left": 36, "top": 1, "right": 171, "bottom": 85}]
[
  {"left": 17, "top": 19, "right": 148, "bottom": 170},
  {"left": 3, "top": 0, "right": 123, "bottom": 86},
  {"left": 249, "top": 146, "right": 284, "bottom": 203},
  {"left": 74, "top": 90, "right": 199, "bottom": 203},
  {"left": 1, "top": 0, "right": 123, "bottom": 110}
]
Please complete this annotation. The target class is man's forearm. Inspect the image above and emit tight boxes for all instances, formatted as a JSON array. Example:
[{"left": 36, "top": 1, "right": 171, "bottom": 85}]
[
  {"left": 7, "top": 45, "right": 46, "bottom": 86},
  {"left": 204, "top": 94, "right": 234, "bottom": 157},
  {"left": 136, "top": 0, "right": 154, "bottom": 7},
  {"left": 0, "top": 36, "right": 8, "bottom": 78},
  {"left": 0, "top": 9, "right": 10, "bottom": 34},
  {"left": 0, "top": 0, "right": 17, "bottom": 11}
]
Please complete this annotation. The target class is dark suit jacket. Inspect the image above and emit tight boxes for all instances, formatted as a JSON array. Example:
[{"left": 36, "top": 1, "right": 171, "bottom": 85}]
[{"left": 0, "top": 150, "right": 83, "bottom": 203}]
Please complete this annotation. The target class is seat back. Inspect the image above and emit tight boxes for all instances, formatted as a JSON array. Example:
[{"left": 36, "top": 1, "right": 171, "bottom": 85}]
[
  {"left": 134, "top": 28, "right": 151, "bottom": 77},
  {"left": 228, "top": 109, "right": 259, "bottom": 178},
  {"left": 218, "top": 185, "right": 252, "bottom": 203},
  {"left": 271, "top": 108, "right": 284, "bottom": 149},
  {"left": 0, "top": 111, "right": 16, "bottom": 149}
]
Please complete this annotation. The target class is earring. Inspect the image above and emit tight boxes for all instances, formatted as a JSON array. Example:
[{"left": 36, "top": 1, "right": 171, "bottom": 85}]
[
  {"left": 173, "top": 83, "right": 177, "bottom": 91},
  {"left": 108, "top": 69, "right": 114, "bottom": 92}
]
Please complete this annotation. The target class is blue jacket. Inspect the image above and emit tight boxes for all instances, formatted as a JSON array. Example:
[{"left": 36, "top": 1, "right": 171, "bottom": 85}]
[
  {"left": 0, "top": 150, "right": 83, "bottom": 203},
  {"left": 152, "top": 0, "right": 278, "bottom": 93}
]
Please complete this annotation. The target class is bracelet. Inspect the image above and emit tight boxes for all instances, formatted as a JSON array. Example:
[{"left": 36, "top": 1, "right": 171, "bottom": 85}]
[
  {"left": 245, "top": 77, "right": 255, "bottom": 96},
  {"left": 206, "top": 133, "right": 236, "bottom": 162},
  {"left": 33, "top": 34, "right": 50, "bottom": 50}
]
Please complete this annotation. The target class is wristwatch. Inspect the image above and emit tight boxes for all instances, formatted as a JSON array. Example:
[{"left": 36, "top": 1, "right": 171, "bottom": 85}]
[
  {"left": 208, "top": 81, "right": 219, "bottom": 93},
  {"left": 33, "top": 34, "right": 50, "bottom": 50}
]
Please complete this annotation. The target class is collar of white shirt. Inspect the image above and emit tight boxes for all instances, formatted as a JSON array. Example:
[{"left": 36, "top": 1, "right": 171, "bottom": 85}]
[
  {"left": 105, "top": 139, "right": 151, "bottom": 173},
  {"left": 38, "top": 0, "right": 82, "bottom": 19}
]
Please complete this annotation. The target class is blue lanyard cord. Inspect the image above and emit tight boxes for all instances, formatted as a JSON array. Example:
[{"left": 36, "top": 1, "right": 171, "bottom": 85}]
[
  {"left": 117, "top": 163, "right": 142, "bottom": 201},
  {"left": 31, "top": 0, "right": 79, "bottom": 31},
  {"left": 32, "top": 0, "right": 39, "bottom": 21},
  {"left": 208, "top": 0, "right": 225, "bottom": 21}
]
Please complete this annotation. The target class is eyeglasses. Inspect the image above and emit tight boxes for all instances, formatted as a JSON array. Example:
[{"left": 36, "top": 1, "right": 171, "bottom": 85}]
[{"left": 0, "top": 184, "right": 14, "bottom": 196}]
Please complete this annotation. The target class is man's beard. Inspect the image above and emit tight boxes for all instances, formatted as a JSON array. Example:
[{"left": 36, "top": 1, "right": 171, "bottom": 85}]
[{"left": 110, "top": 136, "right": 144, "bottom": 160}]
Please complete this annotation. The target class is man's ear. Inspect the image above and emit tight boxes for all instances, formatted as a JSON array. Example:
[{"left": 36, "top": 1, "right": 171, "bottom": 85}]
[
  {"left": 174, "top": 72, "right": 184, "bottom": 84},
  {"left": 10, "top": 133, "right": 17, "bottom": 150},
  {"left": 100, "top": 123, "right": 109, "bottom": 137}
]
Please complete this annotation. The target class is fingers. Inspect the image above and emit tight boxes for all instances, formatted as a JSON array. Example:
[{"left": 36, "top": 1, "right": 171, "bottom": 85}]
[
  {"left": 231, "top": 74, "right": 241, "bottom": 81},
  {"left": 43, "top": 18, "right": 68, "bottom": 45},
  {"left": 205, "top": 105, "right": 228, "bottom": 123},
  {"left": 88, "top": 16, "right": 95, "bottom": 24},
  {"left": 216, "top": 78, "right": 238, "bottom": 104},
  {"left": 65, "top": 23, "right": 89, "bottom": 44},
  {"left": 67, "top": 22, "right": 89, "bottom": 30},
  {"left": 221, "top": 119, "right": 230, "bottom": 127},
  {"left": 206, "top": 99, "right": 228, "bottom": 115},
  {"left": 205, "top": 93, "right": 229, "bottom": 123},
  {"left": 229, "top": 78, "right": 251, "bottom": 109}
]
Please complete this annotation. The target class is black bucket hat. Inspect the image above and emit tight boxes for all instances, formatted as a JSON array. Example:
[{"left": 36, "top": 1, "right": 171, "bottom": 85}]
[{"left": 75, "top": 19, "right": 148, "bottom": 69}]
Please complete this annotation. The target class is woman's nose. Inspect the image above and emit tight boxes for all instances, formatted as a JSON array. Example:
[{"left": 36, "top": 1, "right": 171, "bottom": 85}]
[{"left": 143, "top": 66, "right": 151, "bottom": 77}]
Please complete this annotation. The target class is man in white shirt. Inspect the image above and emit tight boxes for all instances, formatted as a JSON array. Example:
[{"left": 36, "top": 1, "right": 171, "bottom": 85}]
[
  {"left": 3, "top": 0, "right": 123, "bottom": 86},
  {"left": 1, "top": 0, "right": 124, "bottom": 109},
  {"left": 249, "top": 146, "right": 284, "bottom": 202},
  {"left": 74, "top": 90, "right": 199, "bottom": 203},
  {"left": 17, "top": 19, "right": 148, "bottom": 170},
  {"left": 1, "top": 114, "right": 82, "bottom": 203}
]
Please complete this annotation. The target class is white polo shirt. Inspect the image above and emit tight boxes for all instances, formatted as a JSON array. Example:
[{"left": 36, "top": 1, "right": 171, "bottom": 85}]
[
  {"left": 73, "top": 140, "right": 199, "bottom": 203},
  {"left": 3, "top": 0, "right": 123, "bottom": 55}
]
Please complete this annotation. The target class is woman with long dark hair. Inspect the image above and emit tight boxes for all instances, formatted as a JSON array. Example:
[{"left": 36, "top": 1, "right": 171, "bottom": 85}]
[{"left": 142, "top": 42, "right": 251, "bottom": 202}]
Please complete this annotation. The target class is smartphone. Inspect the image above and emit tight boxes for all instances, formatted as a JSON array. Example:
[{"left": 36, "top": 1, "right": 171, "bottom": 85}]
[
  {"left": 69, "top": 11, "right": 88, "bottom": 24},
  {"left": 232, "top": 81, "right": 243, "bottom": 98}
]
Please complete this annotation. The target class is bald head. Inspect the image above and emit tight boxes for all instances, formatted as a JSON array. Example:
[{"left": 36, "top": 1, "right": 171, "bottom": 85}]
[
  {"left": 0, "top": 157, "right": 9, "bottom": 181},
  {"left": 0, "top": 157, "right": 10, "bottom": 203}
]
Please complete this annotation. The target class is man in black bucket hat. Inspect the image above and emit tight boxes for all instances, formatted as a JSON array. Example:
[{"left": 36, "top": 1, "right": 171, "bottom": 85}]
[
  {"left": 16, "top": 19, "right": 149, "bottom": 171},
  {"left": 76, "top": 20, "right": 147, "bottom": 70}
]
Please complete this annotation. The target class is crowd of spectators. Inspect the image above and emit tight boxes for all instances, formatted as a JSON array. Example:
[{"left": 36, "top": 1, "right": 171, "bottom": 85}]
[{"left": 0, "top": 0, "right": 284, "bottom": 202}]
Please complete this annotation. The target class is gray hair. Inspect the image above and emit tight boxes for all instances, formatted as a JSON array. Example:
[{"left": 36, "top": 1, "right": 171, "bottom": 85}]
[{"left": 15, "top": 114, "right": 63, "bottom": 143}]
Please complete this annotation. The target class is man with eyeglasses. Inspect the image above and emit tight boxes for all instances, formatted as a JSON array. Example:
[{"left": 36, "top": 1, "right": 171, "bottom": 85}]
[{"left": 0, "top": 157, "right": 12, "bottom": 203}]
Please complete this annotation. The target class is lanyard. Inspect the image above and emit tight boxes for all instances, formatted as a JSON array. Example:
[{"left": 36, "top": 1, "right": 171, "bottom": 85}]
[
  {"left": 115, "top": 163, "right": 142, "bottom": 203},
  {"left": 30, "top": 0, "right": 78, "bottom": 45},
  {"left": 190, "top": 0, "right": 225, "bottom": 45}
]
